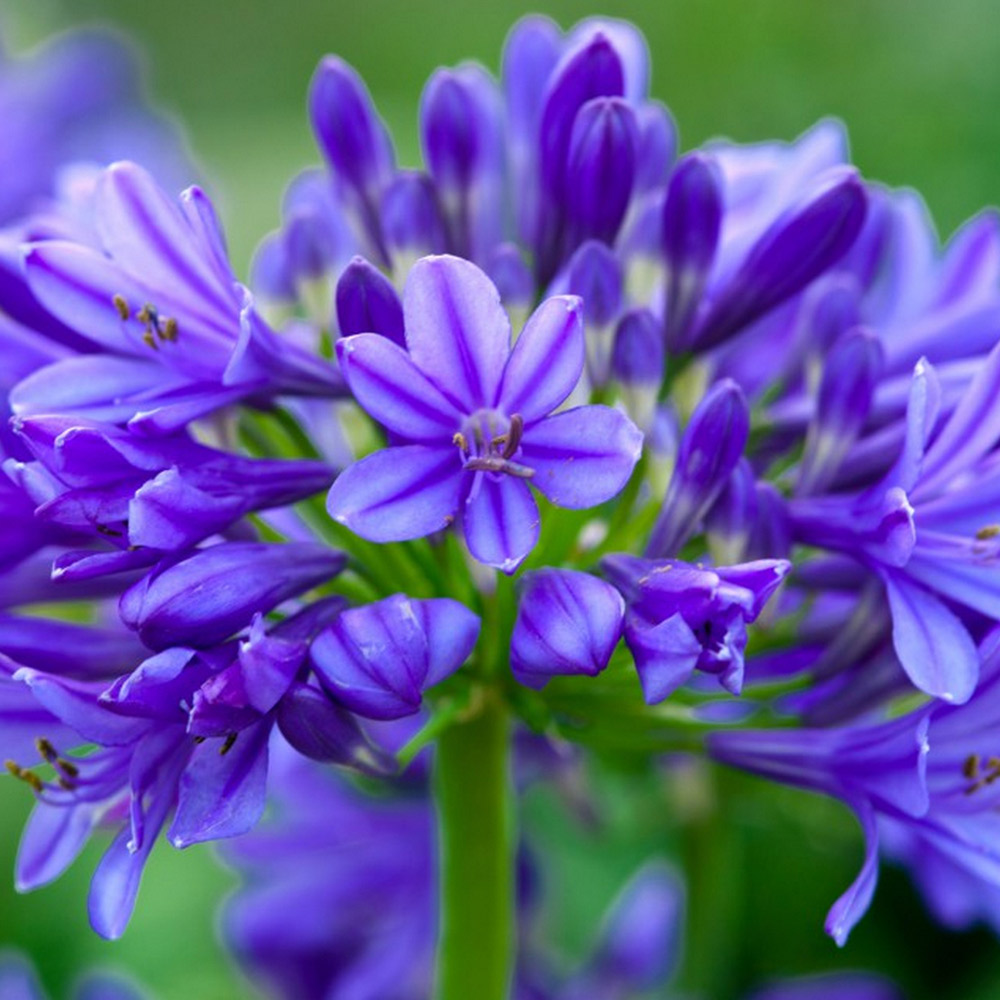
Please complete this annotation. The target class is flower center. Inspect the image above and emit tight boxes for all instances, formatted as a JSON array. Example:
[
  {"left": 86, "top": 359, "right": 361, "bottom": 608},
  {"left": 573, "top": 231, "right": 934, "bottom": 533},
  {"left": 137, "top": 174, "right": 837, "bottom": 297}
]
[
  {"left": 113, "top": 293, "right": 179, "bottom": 350},
  {"left": 453, "top": 410, "right": 534, "bottom": 479}
]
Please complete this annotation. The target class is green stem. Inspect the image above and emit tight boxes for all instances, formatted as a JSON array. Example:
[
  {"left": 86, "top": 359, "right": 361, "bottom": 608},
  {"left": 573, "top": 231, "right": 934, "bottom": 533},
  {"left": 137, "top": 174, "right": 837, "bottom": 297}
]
[{"left": 433, "top": 692, "right": 514, "bottom": 1000}]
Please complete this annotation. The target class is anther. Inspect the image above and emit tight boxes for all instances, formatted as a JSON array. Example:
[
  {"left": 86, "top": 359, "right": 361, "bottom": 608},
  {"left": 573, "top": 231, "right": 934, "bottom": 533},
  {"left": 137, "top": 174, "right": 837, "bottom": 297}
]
[
  {"left": 112, "top": 294, "right": 130, "bottom": 320},
  {"left": 193, "top": 736, "right": 207, "bottom": 745},
  {"left": 499, "top": 414, "right": 524, "bottom": 460},
  {"left": 220, "top": 732, "right": 239, "bottom": 755},
  {"left": 56, "top": 758, "right": 79, "bottom": 779},
  {"left": 453, "top": 432, "right": 469, "bottom": 453},
  {"left": 963, "top": 753, "right": 980, "bottom": 779},
  {"left": 35, "top": 738, "right": 58, "bottom": 764},
  {"left": 163, "top": 317, "right": 179, "bottom": 342},
  {"left": 5, "top": 760, "right": 43, "bottom": 794},
  {"left": 976, "top": 525, "right": 1000, "bottom": 541}
]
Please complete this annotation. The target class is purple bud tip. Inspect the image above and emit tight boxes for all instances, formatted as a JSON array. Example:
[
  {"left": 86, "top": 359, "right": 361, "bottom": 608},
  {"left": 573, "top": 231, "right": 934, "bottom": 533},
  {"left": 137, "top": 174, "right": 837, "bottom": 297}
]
[
  {"left": 284, "top": 209, "right": 338, "bottom": 282},
  {"left": 565, "top": 96, "right": 639, "bottom": 246},
  {"left": 421, "top": 69, "right": 479, "bottom": 189},
  {"left": 381, "top": 171, "right": 449, "bottom": 258},
  {"left": 662, "top": 153, "right": 723, "bottom": 350},
  {"left": 308, "top": 55, "right": 393, "bottom": 194},
  {"left": 486, "top": 243, "right": 533, "bottom": 309},
  {"left": 335, "top": 256, "right": 405, "bottom": 344},
  {"left": 566, "top": 239, "right": 623, "bottom": 328},
  {"left": 695, "top": 168, "right": 868, "bottom": 350},
  {"left": 612, "top": 308, "right": 663, "bottom": 386}
]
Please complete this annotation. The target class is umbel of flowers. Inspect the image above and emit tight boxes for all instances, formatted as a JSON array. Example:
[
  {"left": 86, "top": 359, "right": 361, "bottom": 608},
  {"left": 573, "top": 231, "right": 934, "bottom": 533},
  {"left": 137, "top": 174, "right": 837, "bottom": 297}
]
[{"left": 0, "top": 13, "right": 999, "bottom": 1000}]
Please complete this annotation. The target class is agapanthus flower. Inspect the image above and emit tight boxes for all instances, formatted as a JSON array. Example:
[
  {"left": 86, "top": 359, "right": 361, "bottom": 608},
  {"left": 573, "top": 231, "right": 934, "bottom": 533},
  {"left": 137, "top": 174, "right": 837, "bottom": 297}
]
[
  {"left": 603, "top": 553, "right": 789, "bottom": 700},
  {"left": 15, "top": 163, "right": 341, "bottom": 433},
  {"left": 327, "top": 254, "right": 642, "bottom": 571}
]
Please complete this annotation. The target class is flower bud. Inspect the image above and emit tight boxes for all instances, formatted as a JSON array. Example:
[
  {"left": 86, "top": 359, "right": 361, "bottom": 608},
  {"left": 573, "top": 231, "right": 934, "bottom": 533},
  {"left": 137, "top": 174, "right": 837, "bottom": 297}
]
[
  {"left": 119, "top": 543, "right": 345, "bottom": 651},
  {"left": 612, "top": 308, "right": 663, "bottom": 431},
  {"left": 311, "top": 595, "right": 479, "bottom": 719},
  {"left": 565, "top": 96, "right": 638, "bottom": 247},
  {"left": 661, "top": 153, "right": 722, "bottom": 351},
  {"left": 696, "top": 168, "right": 867, "bottom": 350},
  {"left": 647, "top": 379, "right": 749, "bottom": 557},
  {"left": 511, "top": 569, "right": 624, "bottom": 689},
  {"left": 335, "top": 256, "right": 404, "bottom": 344}
]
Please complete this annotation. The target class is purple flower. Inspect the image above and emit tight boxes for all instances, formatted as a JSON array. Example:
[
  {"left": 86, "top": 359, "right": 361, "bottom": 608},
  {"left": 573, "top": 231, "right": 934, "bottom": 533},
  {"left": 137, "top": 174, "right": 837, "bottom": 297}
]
[
  {"left": 709, "top": 712, "right": 930, "bottom": 945},
  {"left": 310, "top": 594, "right": 480, "bottom": 719},
  {"left": 603, "top": 554, "right": 789, "bottom": 700},
  {"left": 328, "top": 255, "right": 642, "bottom": 571},
  {"left": 16, "top": 163, "right": 340, "bottom": 433},
  {"left": 0, "top": 29, "right": 191, "bottom": 226},
  {"left": 789, "top": 350, "right": 1000, "bottom": 703},
  {"left": 510, "top": 569, "right": 624, "bottom": 689},
  {"left": 222, "top": 751, "right": 436, "bottom": 1000},
  {"left": 7, "top": 415, "right": 334, "bottom": 574},
  {"left": 5, "top": 591, "right": 391, "bottom": 939}
]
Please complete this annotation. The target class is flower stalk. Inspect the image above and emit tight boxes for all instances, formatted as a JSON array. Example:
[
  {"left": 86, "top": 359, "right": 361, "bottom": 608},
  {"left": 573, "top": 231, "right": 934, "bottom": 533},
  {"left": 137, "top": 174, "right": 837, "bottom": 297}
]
[{"left": 433, "top": 690, "right": 515, "bottom": 1000}]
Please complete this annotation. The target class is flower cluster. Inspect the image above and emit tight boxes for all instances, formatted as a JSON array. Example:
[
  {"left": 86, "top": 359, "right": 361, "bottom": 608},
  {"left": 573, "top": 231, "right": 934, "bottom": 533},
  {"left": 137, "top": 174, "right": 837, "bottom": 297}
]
[{"left": 1, "top": 12, "right": 999, "bottom": 999}]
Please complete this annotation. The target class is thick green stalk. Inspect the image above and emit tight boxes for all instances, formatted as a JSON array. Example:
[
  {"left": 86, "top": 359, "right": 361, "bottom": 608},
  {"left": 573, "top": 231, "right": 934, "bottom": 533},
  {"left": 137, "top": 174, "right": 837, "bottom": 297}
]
[{"left": 433, "top": 692, "right": 514, "bottom": 1000}]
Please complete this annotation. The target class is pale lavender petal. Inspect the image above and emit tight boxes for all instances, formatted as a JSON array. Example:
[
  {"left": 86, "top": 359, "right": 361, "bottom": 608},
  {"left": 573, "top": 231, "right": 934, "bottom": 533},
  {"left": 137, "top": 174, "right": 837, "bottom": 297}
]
[
  {"left": 169, "top": 721, "right": 270, "bottom": 847},
  {"left": 824, "top": 798, "right": 880, "bottom": 947},
  {"left": 327, "top": 445, "right": 463, "bottom": 541},
  {"left": 414, "top": 597, "right": 481, "bottom": 687},
  {"left": 883, "top": 571, "right": 979, "bottom": 704},
  {"left": 403, "top": 255, "right": 511, "bottom": 411},
  {"left": 626, "top": 613, "right": 702, "bottom": 704},
  {"left": 462, "top": 474, "right": 540, "bottom": 573},
  {"left": 336, "top": 333, "right": 460, "bottom": 441},
  {"left": 16, "top": 802, "right": 96, "bottom": 891},
  {"left": 96, "top": 162, "right": 233, "bottom": 312},
  {"left": 497, "top": 295, "right": 584, "bottom": 421},
  {"left": 521, "top": 406, "right": 643, "bottom": 508},
  {"left": 22, "top": 241, "right": 144, "bottom": 353}
]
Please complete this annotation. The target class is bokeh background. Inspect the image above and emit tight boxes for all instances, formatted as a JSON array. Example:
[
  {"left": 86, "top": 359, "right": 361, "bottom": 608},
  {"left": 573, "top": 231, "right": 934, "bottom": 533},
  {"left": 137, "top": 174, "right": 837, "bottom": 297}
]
[{"left": 1, "top": 1, "right": 999, "bottom": 997}]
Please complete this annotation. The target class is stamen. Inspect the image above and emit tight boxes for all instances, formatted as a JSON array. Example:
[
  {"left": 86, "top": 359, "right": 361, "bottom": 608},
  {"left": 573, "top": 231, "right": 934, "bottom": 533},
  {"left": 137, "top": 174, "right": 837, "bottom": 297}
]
[
  {"left": 5, "top": 760, "right": 43, "bottom": 794},
  {"left": 35, "top": 737, "right": 58, "bottom": 764},
  {"left": 112, "top": 294, "right": 130, "bottom": 320},
  {"left": 220, "top": 732, "right": 239, "bottom": 755},
  {"left": 135, "top": 302, "right": 179, "bottom": 349},
  {"left": 57, "top": 758, "right": 79, "bottom": 779},
  {"left": 499, "top": 414, "right": 524, "bottom": 460}
]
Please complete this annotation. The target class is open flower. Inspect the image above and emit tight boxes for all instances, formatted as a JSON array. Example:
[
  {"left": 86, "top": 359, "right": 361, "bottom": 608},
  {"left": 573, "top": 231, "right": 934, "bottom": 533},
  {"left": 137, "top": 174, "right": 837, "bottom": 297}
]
[{"left": 327, "top": 254, "right": 643, "bottom": 572}]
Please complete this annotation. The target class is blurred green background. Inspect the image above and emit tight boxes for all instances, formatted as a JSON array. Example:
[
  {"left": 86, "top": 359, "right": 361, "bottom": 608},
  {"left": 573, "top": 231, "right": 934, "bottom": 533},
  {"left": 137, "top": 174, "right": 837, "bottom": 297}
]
[{"left": 2, "top": 0, "right": 999, "bottom": 996}]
